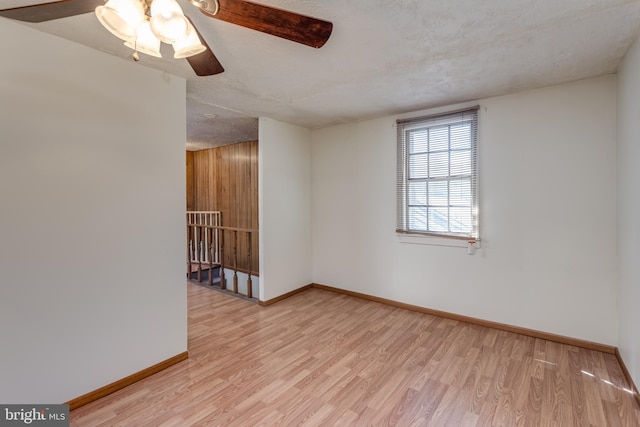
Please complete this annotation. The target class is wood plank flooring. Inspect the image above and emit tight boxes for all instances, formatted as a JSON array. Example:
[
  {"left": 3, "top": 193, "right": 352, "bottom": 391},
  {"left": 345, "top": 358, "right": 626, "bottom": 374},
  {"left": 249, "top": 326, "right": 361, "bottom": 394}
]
[{"left": 70, "top": 283, "right": 640, "bottom": 426}]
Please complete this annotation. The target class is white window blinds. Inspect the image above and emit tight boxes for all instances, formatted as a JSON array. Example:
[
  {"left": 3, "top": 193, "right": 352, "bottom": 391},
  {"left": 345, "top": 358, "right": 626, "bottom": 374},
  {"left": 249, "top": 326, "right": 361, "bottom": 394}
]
[{"left": 396, "top": 106, "right": 479, "bottom": 239}]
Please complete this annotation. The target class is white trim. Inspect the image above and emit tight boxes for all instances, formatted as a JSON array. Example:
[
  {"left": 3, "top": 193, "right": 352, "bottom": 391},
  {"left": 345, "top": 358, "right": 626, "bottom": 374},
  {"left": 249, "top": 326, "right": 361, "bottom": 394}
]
[{"left": 397, "top": 233, "right": 480, "bottom": 250}]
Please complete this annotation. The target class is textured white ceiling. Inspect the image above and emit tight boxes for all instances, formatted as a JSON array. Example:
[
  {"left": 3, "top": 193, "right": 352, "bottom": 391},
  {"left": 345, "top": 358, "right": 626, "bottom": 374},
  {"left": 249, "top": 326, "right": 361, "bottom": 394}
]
[{"left": 5, "top": 0, "right": 640, "bottom": 150}]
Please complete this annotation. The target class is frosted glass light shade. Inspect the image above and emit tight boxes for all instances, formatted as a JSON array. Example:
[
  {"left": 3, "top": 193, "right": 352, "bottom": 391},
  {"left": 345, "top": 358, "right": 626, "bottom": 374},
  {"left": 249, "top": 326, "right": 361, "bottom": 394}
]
[
  {"left": 125, "top": 21, "right": 162, "bottom": 58},
  {"left": 173, "top": 22, "right": 206, "bottom": 58},
  {"left": 150, "top": 0, "right": 183, "bottom": 15},
  {"left": 150, "top": 0, "right": 189, "bottom": 44},
  {"left": 95, "top": 0, "right": 145, "bottom": 42}
]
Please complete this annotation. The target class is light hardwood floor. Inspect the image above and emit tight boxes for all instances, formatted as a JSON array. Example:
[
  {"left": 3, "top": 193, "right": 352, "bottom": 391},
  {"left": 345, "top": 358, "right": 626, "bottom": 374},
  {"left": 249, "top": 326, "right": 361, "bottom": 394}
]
[{"left": 70, "top": 283, "right": 640, "bottom": 426}]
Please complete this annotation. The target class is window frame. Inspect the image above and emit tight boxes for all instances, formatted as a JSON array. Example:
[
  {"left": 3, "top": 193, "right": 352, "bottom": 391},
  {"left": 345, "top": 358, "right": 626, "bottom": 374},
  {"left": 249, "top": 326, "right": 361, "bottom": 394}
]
[{"left": 396, "top": 106, "right": 479, "bottom": 241}]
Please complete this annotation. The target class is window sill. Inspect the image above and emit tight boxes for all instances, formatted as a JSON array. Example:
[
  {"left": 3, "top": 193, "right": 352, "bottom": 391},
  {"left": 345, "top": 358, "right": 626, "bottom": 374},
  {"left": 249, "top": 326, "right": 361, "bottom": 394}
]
[{"left": 396, "top": 233, "right": 480, "bottom": 249}]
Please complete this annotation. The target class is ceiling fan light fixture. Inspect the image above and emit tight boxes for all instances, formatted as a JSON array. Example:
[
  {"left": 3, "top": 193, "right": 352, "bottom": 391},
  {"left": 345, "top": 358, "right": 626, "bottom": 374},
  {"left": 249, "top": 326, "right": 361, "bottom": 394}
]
[
  {"left": 95, "top": 0, "right": 145, "bottom": 42},
  {"left": 124, "top": 20, "right": 162, "bottom": 58},
  {"left": 150, "top": 0, "right": 183, "bottom": 16},
  {"left": 150, "top": 0, "right": 189, "bottom": 44},
  {"left": 173, "top": 21, "right": 207, "bottom": 58}
]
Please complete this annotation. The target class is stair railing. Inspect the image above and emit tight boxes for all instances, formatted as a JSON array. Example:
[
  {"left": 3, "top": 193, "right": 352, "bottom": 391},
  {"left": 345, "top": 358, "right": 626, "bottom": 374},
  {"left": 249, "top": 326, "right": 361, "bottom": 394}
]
[
  {"left": 186, "top": 211, "right": 221, "bottom": 278},
  {"left": 187, "top": 219, "right": 258, "bottom": 299}
]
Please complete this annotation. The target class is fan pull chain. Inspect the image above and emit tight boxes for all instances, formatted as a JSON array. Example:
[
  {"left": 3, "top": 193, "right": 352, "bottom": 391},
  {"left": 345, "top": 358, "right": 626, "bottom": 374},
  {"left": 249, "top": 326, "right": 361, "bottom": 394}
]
[{"left": 132, "top": 39, "right": 140, "bottom": 62}]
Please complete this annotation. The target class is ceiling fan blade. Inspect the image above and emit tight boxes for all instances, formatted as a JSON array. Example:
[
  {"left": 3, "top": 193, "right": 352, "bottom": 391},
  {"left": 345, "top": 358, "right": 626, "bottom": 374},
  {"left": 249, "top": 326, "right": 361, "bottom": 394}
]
[
  {"left": 185, "top": 17, "right": 225, "bottom": 76},
  {"left": 0, "top": 0, "right": 104, "bottom": 23},
  {"left": 199, "top": 0, "right": 332, "bottom": 48}
]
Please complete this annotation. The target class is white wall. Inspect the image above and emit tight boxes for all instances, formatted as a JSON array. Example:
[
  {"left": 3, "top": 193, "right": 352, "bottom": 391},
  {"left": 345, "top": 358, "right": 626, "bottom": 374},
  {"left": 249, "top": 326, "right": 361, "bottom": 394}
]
[
  {"left": 312, "top": 75, "right": 618, "bottom": 345},
  {"left": 0, "top": 20, "right": 187, "bottom": 403},
  {"left": 617, "top": 35, "right": 640, "bottom": 389},
  {"left": 258, "top": 118, "right": 312, "bottom": 300}
]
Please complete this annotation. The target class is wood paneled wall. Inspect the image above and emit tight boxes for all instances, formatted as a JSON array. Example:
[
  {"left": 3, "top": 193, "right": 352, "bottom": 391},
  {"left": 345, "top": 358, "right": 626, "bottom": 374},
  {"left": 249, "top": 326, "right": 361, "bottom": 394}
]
[
  {"left": 186, "top": 141, "right": 259, "bottom": 273},
  {"left": 186, "top": 151, "right": 195, "bottom": 211}
]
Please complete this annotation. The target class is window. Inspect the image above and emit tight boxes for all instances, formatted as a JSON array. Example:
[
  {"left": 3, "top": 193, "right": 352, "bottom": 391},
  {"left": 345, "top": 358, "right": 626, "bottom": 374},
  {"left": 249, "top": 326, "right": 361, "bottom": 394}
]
[{"left": 396, "top": 106, "right": 478, "bottom": 239}]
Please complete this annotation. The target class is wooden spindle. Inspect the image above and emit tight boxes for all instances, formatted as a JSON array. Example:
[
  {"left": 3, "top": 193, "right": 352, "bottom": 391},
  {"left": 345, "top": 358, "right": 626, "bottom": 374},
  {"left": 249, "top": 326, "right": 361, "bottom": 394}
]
[
  {"left": 197, "top": 226, "right": 202, "bottom": 282},
  {"left": 219, "top": 228, "right": 226, "bottom": 290},
  {"left": 208, "top": 227, "right": 214, "bottom": 286},
  {"left": 233, "top": 230, "right": 238, "bottom": 294},
  {"left": 246, "top": 231, "right": 252, "bottom": 299},
  {"left": 186, "top": 223, "right": 192, "bottom": 279}
]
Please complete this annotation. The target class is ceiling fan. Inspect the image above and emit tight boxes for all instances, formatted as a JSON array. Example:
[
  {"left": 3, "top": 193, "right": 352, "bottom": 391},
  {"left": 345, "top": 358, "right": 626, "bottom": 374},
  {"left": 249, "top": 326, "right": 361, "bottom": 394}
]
[{"left": 0, "top": 0, "right": 333, "bottom": 76}]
